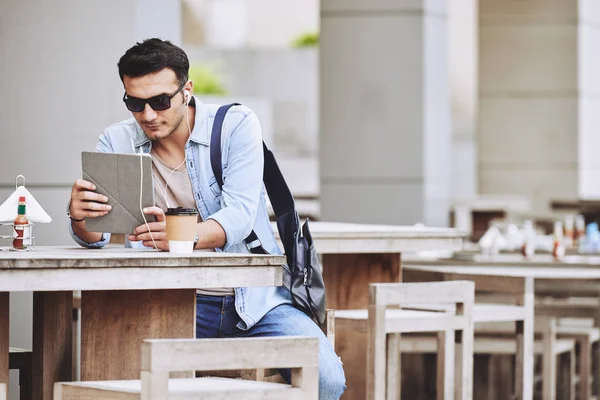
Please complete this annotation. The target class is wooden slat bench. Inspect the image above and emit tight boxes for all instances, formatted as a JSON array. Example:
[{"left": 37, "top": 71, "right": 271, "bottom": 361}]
[
  {"left": 405, "top": 304, "right": 584, "bottom": 400},
  {"left": 337, "top": 301, "right": 539, "bottom": 399},
  {"left": 337, "top": 281, "right": 475, "bottom": 400},
  {"left": 398, "top": 334, "right": 576, "bottom": 400},
  {"left": 54, "top": 337, "right": 319, "bottom": 400},
  {"left": 476, "top": 319, "right": 600, "bottom": 400}
]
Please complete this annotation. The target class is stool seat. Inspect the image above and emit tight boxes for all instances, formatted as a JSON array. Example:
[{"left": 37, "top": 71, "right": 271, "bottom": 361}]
[{"left": 57, "top": 377, "right": 300, "bottom": 400}]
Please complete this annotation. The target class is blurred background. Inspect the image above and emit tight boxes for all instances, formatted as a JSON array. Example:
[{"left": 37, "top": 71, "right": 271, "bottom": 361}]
[
  {"left": 0, "top": 0, "right": 599, "bottom": 397},
  {"left": 3, "top": 0, "right": 600, "bottom": 242}
]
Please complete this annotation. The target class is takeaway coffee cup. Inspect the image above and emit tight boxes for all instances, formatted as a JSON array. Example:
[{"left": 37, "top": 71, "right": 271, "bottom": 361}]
[{"left": 165, "top": 207, "right": 199, "bottom": 254}]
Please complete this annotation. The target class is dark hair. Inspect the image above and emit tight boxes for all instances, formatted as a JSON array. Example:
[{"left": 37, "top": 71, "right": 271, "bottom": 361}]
[{"left": 118, "top": 38, "right": 189, "bottom": 85}]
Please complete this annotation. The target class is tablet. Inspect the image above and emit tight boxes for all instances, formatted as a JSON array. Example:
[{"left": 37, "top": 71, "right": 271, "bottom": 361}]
[{"left": 81, "top": 151, "right": 156, "bottom": 235}]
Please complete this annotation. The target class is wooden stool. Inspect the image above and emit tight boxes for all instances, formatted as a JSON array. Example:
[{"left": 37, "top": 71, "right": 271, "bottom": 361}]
[
  {"left": 555, "top": 324, "right": 599, "bottom": 400},
  {"left": 398, "top": 333, "right": 577, "bottom": 400},
  {"left": 403, "top": 267, "right": 536, "bottom": 400},
  {"left": 535, "top": 297, "right": 600, "bottom": 399},
  {"left": 338, "top": 301, "right": 528, "bottom": 399},
  {"left": 54, "top": 336, "right": 319, "bottom": 400},
  {"left": 476, "top": 318, "right": 600, "bottom": 400},
  {"left": 403, "top": 302, "right": 547, "bottom": 399},
  {"left": 9, "top": 347, "right": 32, "bottom": 400},
  {"left": 336, "top": 281, "right": 475, "bottom": 400}
]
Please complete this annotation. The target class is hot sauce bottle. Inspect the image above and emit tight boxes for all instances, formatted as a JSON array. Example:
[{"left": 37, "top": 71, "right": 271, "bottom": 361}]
[{"left": 13, "top": 196, "right": 28, "bottom": 250}]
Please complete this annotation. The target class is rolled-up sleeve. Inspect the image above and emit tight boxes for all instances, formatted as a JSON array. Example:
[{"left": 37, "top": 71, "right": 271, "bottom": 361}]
[
  {"left": 69, "top": 222, "right": 111, "bottom": 248},
  {"left": 208, "top": 110, "right": 263, "bottom": 249},
  {"left": 68, "top": 131, "right": 113, "bottom": 249}
]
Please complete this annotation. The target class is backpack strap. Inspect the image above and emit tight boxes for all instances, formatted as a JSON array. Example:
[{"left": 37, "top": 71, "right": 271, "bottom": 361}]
[
  {"left": 210, "top": 103, "right": 240, "bottom": 189},
  {"left": 210, "top": 104, "right": 268, "bottom": 254}
]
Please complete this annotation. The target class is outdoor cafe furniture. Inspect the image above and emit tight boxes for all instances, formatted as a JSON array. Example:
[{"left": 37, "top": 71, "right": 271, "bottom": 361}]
[
  {"left": 406, "top": 253, "right": 600, "bottom": 399},
  {"left": 54, "top": 336, "right": 319, "bottom": 400},
  {"left": 404, "top": 262, "right": 600, "bottom": 400},
  {"left": 0, "top": 247, "right": 284, "bottom": 400},
  {"left": 550, "top": 199, "right": 600, "bottom": 224},
  {"left": 335, "top": 281, "right": 475, "bottom": 400},
  {"left": 336, "top": 275, "right": 535, "bottom": 400},
  {"left": 475, "top": 317, "right": 597, "bottom": 400},
  {"left": 276, "top": 221, "right": 465, "bottom": 309},
  {"left": 399, "top": 332, "right": 577, "bottom": 399},
  {"left": 274, "top": 221, "right": 465, "bottom": 399}
]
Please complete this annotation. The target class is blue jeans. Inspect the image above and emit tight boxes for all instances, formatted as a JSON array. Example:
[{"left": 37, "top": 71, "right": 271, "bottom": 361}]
[{"left": 196, "top": 294, "right": 346, "bottom": 400}]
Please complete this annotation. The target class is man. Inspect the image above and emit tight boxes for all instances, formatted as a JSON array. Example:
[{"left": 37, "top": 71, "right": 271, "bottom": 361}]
[{"left": 67, "top": 38, "right": 345, "bottom": 399}]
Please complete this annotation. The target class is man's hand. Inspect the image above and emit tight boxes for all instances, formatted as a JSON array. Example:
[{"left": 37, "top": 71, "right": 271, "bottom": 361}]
[
  {"left": 128, "top": 207, "right": 168, "bottom": 251},
  {"left": 69, "top": 179, "right": 111, "bottom": 220}
]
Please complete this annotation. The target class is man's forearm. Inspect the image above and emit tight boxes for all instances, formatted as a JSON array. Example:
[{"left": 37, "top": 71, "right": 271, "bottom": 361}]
[
  {"left": 195, "top": 219, "right": 227, "bottom": 249},
  {"left": 71, "top": 220, "right": 104, "bottom": 244}
]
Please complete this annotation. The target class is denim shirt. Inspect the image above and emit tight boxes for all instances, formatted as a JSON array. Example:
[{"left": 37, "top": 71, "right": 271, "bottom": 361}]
[{"left": 69, "top": 97, "right": 291, "bottom": 329}]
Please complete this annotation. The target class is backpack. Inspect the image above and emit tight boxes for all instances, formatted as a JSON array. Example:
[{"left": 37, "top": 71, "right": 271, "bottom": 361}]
[{"left": 210, "top": 103, "right": 326, "bottom": 325}]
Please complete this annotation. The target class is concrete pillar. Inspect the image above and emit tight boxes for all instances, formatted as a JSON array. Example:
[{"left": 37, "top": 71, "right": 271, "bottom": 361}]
[
  {"left": 319, "top": 0, "right": 451, "bottom": 226},
  {"left": 449, "top": 0, "right": 478, "bottom": 201},
  {"left": 0, "top": 2, "right": 180, "bottom": 398},
  {"left": 577, "top": 1, "right": 600, "bottom": 199},
  {"left": 479, "top": 0, "right": 600, "bottom": 216}
]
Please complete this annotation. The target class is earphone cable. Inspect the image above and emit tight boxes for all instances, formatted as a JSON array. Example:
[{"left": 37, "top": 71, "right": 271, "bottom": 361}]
[
  {"left": 139, "top": 151, "right": 159, "bottom": 250},
  {"left": 137, "top": 92, "right": 193, "bottom": 250}
]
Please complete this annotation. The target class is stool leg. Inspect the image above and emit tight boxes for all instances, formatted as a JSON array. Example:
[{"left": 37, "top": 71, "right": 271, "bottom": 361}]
[
  {"left": 579, "top": 337, "right": 591, "bottom": 400},
  {"left": 386, "top": 333, "right": 401, "bottom": 399},
  {"left": 19, "top": 352, "right": 33, "bottom": 400},
  {"left": 517, "top": 279, "right": 535, "bottom": 400},
  {"left": 456, "top": 304, "right": 474, "bottom": 400},
  {"left": 487, "top": 355, "right": 497, "bottom": 400},
  {"left": 437, "top": 330, "right": 455, "bottom": 400},
  {"left": 0, "top": 293, "right": 7, "bottom": 400},
  {"left": 569, "top": 348, "right": 576, "bottom": 400},
  {"left": 591, "top": 342, "right": 600, "bottom": 396},
  {"left": 540, "top": 318, "right": 557, "bottom": 400}
]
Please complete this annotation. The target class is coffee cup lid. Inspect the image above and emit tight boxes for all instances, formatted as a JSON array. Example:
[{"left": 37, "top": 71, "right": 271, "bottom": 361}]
[{"left": 165, "top": 207, "right": 198, "bottom": 216}]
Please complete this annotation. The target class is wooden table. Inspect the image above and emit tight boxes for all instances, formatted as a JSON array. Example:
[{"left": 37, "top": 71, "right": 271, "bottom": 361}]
[
  {"left": 408, "top": 253, "right": 600, "bottom": 298},
  {"left": 277, "top": 221, "right": 465, "bottom": 310},
  {"left": 404, "top": 262, "right": 600, "bottom": 400},
  {"left": 0, "top": 246, "right": 284, "bottom": 400},
  {"left": 274, "top": 222, "right": 465, "bottom": 400},
  {"left": 433, "top": 253, "right": 600, "bottom": 267},
  {"left": 550, "top": 199, "right": 600, "bottom": 224}
]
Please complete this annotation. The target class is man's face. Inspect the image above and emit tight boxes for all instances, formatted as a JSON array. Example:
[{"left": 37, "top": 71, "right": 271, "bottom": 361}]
[{"left": 123, "top": 68, "right": 187, "bottom": 141}]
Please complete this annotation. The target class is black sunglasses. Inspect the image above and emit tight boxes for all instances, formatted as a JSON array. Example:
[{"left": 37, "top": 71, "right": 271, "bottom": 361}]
[{"left": 123, "top": 81, "right": 186, "bottom": 112}]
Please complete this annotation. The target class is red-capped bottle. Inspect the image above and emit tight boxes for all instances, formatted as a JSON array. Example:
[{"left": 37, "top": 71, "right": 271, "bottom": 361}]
[
  {"left": 552, "top": 221, "right": 565, "bottom": 260},
  {"left": 12, "top": 196, "right": 28, "bottom": 250}
]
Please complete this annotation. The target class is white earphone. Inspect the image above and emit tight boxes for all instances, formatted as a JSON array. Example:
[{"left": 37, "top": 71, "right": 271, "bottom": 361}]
[{"left": 184, "top": 89, "right": 191, "bottom": 105}]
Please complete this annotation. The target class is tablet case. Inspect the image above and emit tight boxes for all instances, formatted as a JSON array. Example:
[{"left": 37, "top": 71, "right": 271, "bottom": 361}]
[{"left": 82, "top": 151, "right": 156, "bottom": 234}]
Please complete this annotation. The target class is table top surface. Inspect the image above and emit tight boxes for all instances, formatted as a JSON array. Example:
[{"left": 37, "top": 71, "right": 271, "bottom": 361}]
[
  {"left": 294, "top": 221, "right": 466, "bottom": 239},
  {"left": 0, "top": 246, "right": 286, "bottom": 269},
  {"left": 274, "top": 221, "right": 466, "bottom": 254},
  {"left": 404, "top": 263, "right": 600, "bottom": 279},
  {"left": 406, "top": 252, "right": 600, "bottom": 268}
]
